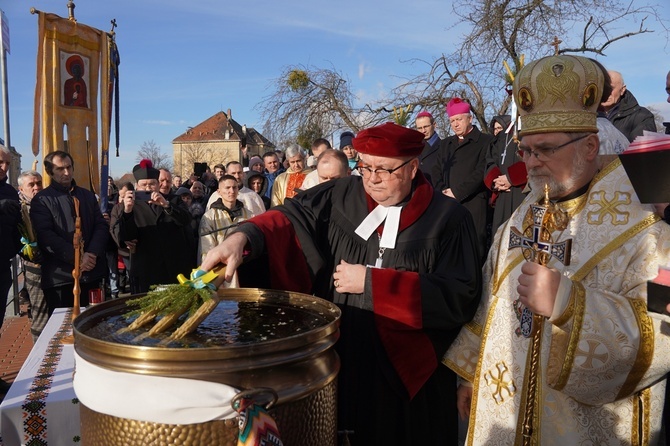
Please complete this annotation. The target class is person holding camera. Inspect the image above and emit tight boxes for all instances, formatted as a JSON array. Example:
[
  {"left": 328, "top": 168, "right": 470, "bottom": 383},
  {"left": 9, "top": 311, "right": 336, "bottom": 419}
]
[{"left": 111, "top": 159, "right": 196, "bottom": 293}]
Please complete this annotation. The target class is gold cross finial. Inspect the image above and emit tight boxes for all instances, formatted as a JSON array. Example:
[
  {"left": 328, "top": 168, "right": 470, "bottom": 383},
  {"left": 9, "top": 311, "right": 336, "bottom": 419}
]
[{"left": 551, "top": 36, "right": 562, "bottom": 55}]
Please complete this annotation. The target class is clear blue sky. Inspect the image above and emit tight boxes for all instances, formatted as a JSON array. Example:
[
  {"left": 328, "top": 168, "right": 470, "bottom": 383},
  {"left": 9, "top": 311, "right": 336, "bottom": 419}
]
[{"left": 2, "top": 0, "right": 669, "bottom": 177}]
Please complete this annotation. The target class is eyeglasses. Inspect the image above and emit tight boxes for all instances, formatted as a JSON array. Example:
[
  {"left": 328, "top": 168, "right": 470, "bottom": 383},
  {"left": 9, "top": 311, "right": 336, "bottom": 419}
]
[
  {"left": 518, "top": 134, "right": 590, "bottom": 161},
  {"left": 416, "top": 125, "right": 433, "bottom": 131},
  {"left": 356, "top": 158, "right": 414, "bottom": 180}
]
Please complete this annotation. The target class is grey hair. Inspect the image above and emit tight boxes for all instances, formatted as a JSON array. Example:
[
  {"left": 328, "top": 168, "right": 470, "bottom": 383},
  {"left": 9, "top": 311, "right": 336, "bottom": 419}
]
[
  {"left": 0, "top": 144, "right": 9, "bottom": 156},
  {"left": 285, "top": 143, "right": 306, "bottom": 159},
  {"left": 17, "top": 170, "right": 42, "bottom": 187}
]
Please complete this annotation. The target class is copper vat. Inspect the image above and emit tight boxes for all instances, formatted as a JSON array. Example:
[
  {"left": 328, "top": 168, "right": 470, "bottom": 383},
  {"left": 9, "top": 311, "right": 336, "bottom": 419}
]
[{"left": 73, "top": 288, "right": 341, "bottom": 445}]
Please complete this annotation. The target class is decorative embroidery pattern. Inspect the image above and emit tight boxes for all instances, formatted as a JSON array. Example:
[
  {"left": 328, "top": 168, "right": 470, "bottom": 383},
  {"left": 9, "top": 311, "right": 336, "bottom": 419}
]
[
  {"left": 21, "top": 310, "right": 74, "bottom": 445},
  {"left": 587, "top": 190, "right": 631, "bottom": 225},
  {"left": 485, "top": 362, "right": 516, "bottom": 404}
]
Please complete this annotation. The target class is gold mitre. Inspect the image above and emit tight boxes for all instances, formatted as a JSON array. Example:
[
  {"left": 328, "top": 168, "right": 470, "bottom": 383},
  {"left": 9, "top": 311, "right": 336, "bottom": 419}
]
[{"left": 513, "top": 54, "right": 604, "bottom": 136}]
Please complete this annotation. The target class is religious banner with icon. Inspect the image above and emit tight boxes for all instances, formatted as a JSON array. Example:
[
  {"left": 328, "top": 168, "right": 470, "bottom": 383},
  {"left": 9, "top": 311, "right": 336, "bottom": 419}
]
[{"left": 31, "top": 10, "right": 117, "bottom": 197}]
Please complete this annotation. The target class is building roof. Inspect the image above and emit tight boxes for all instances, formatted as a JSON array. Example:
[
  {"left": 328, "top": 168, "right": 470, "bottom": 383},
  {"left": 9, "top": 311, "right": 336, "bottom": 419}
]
[{"left": 172, "top": 110, "right": 274, "bottom": 148}]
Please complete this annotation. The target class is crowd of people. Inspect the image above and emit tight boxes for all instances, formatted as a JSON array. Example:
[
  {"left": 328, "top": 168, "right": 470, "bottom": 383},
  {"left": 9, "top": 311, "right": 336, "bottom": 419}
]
[{"left": 0, "top": 59, "right": 669, "bottom": 444}]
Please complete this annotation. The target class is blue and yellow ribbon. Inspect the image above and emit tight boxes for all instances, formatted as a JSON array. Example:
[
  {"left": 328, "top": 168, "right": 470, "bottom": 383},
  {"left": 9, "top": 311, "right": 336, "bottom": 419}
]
[
  {"left": 21, "top": 237, "right": 38, "bottom": 261},
  {"left": 176, "top": 269, "right": 219, "bottom": 290}
]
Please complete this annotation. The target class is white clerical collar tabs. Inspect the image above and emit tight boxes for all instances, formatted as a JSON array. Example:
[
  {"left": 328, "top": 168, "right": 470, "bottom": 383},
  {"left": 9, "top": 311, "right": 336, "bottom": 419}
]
[{"left": 355, "top": 205, "right": 402, "bottom": 249}]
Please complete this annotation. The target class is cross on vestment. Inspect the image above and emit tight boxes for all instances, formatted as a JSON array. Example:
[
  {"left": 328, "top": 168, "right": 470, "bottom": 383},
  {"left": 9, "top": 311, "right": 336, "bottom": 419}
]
[{"left": 508, "top": 199, "right": 572, "bottom": 337}]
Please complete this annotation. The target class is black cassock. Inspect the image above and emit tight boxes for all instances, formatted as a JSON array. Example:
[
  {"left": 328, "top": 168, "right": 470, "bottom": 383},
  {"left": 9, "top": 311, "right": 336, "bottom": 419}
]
[
  {"left": 111, "top": 197, "right": 196, "bottom": 293},
  {"left": 236, "top": 172, "right": 482, "bottom": 445}
]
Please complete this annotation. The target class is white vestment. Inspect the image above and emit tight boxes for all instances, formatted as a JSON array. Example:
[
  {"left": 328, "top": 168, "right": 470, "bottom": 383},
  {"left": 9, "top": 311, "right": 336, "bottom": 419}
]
[{"left": 445, "top": 159, "right": 670, "bottom": 445}]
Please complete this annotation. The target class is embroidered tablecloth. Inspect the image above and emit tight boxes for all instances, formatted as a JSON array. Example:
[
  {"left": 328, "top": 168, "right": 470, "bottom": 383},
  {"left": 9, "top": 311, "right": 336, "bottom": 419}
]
[{"left": 0, "top": 308, "right": 81, "bottom": 445}]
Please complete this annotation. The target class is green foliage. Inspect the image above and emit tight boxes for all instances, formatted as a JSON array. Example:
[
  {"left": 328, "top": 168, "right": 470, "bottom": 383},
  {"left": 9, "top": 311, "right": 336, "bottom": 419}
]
[
  {"left": 287, "top": 70, "right": 310, "bottom": 91},
  {"left": 125, "top": 284, "right": 214, "bottom": 319},
  {"left": 296, "top": 122, "right": 325, "bottom": 150}
]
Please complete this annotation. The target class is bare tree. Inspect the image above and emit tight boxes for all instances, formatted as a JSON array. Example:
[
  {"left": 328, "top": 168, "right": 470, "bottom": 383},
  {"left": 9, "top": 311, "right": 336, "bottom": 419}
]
[
  {"left": 179, "top": 141, "right": 216, "bottom": 175},
  {"left": 257, "top": 64, "right": 376, "bottom": 143},
  {"left": 387, "top": 0, "right": 668, "bottom": 133},
  {"left": 137, "top": 140, "right": 173, "bottom": 171}
]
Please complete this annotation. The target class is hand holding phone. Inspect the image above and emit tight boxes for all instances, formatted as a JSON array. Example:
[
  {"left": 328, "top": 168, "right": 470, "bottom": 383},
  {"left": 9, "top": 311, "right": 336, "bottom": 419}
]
[{"left": 134, "top": 191, "right": 152, "bottom": 201}]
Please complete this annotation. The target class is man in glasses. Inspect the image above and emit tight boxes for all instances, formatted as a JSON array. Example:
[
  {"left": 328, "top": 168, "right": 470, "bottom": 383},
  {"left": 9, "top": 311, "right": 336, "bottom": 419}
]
[
  {"left": 445, "top": 54, "right": 670, "bottom": 445},
  {"left": 415, "top": 110, "right": 441, "bottom": 185},
  {"left": 201, "top": 122, "right": 482, "bottom": 445}
]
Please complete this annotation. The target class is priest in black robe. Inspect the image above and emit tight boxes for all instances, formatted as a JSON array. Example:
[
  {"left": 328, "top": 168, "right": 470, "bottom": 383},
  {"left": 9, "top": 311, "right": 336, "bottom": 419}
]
[{"left": 201, "top": 122, "right": 482, "bottom": 445}]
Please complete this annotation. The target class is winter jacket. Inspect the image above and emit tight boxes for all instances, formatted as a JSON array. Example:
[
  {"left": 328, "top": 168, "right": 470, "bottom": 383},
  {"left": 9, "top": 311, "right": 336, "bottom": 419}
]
[
  {"left": 0, "top": 178, "right": 21, "bottom": 263},
  {"left": 30, "top": 180, "right": 109, "bottom": 289},
  {"left": 604, "top": 90, "right": 656, "bottom": 142}
]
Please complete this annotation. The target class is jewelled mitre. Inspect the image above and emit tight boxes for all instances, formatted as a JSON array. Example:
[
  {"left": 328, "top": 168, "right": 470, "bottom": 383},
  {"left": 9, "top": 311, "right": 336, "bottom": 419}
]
[{"left": 513, "top": 54, "right": 604, "bottom": 136}]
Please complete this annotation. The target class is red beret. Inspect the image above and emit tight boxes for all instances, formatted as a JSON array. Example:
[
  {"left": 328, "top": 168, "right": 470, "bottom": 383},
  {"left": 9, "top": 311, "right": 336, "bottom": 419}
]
[
  {"left": 446, "top": 98, "right": 471, "bottom": 117},
  {"left": 352, "top": 122, "right": 425, "bottom": 158}
]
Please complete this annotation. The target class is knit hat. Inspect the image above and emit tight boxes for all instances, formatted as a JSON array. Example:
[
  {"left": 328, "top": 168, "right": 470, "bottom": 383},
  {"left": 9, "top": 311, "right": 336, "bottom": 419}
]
[
  {"left": 339, "top": 131, "right": 355, "bottom": 149},
  {"left": 352, "top": 122, "right": 424, "bottom": 158},
  {"left": 175, "top": 187, "right": 192, "bottom": 197},
  {"left": 249, "top": 156, "right": 263, "bottom": 170},
  {"left": 132, "top": 159, "right": 160, "bottom": 181},
  {"left": 446, "top": 98, "right": 471, "bottom": 117},
  {"left": 513, "top": 54, "right": 604, "bottom": 136}
]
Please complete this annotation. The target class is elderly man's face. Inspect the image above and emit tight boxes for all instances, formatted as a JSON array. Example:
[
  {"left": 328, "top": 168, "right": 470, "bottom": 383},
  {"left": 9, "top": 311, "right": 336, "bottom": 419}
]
[
  {"left": 190, "top": 182, "right": 205, "bottom": 198},
  {"left": 521, "top": 132, "right": 598, "bottom": 200},
  {"left": 601, "top": 72, "right": 625, "bottom": 109},
  {"left": 173, "top": 176, "right": 182, "bottom": 188},
  {"left": 415, "top": 116, "right": 435, "bottom": 140},
  {"left": 264, "top": 155, "right": 280, "bottom": 173},
  {"left": 137, "top": 179, "right": 160, "bottom": 192},
  {"left": 449, "top": 113, "right": 473, "bottom": 138},
  {"left": 19, "top": 175, "right": 43, "bottom": 201},
  {"left": 159, "top": 170, "right": 172, "bottom": 195},
  {"left": 358, "top": 153, "right": 418, "bottom": 206},
  {"left": 287, "top": 154, "right": 305, "bottom": 172},
  {"left": 226, "top": 163, "right": 245, "bottom": 187}
]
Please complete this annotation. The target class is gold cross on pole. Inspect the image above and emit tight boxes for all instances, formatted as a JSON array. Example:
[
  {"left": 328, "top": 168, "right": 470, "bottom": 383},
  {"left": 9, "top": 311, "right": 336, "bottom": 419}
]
[{"left": 551, "top": 36, "right": 562, "bottom": 55}]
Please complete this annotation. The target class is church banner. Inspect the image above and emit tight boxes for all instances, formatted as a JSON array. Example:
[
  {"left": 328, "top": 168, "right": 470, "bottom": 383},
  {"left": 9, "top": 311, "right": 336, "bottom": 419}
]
[{"left": 32, "top": 11, "right": 112, "bottom": 195}]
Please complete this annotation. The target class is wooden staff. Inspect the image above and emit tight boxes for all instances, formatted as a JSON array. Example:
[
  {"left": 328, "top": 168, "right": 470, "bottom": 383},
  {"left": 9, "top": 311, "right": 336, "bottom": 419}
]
[
  {"left": 62, "top": 196, "right": 83, "bottom": 344},
  {"left": 71, "top": 196, "right": 83, "bottom": 320}
]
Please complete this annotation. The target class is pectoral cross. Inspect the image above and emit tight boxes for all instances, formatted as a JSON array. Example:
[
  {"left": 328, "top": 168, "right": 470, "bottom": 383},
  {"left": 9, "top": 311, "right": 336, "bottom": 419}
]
[{"left": 508, "top": 185, "right": 572, "bottom": 337}]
